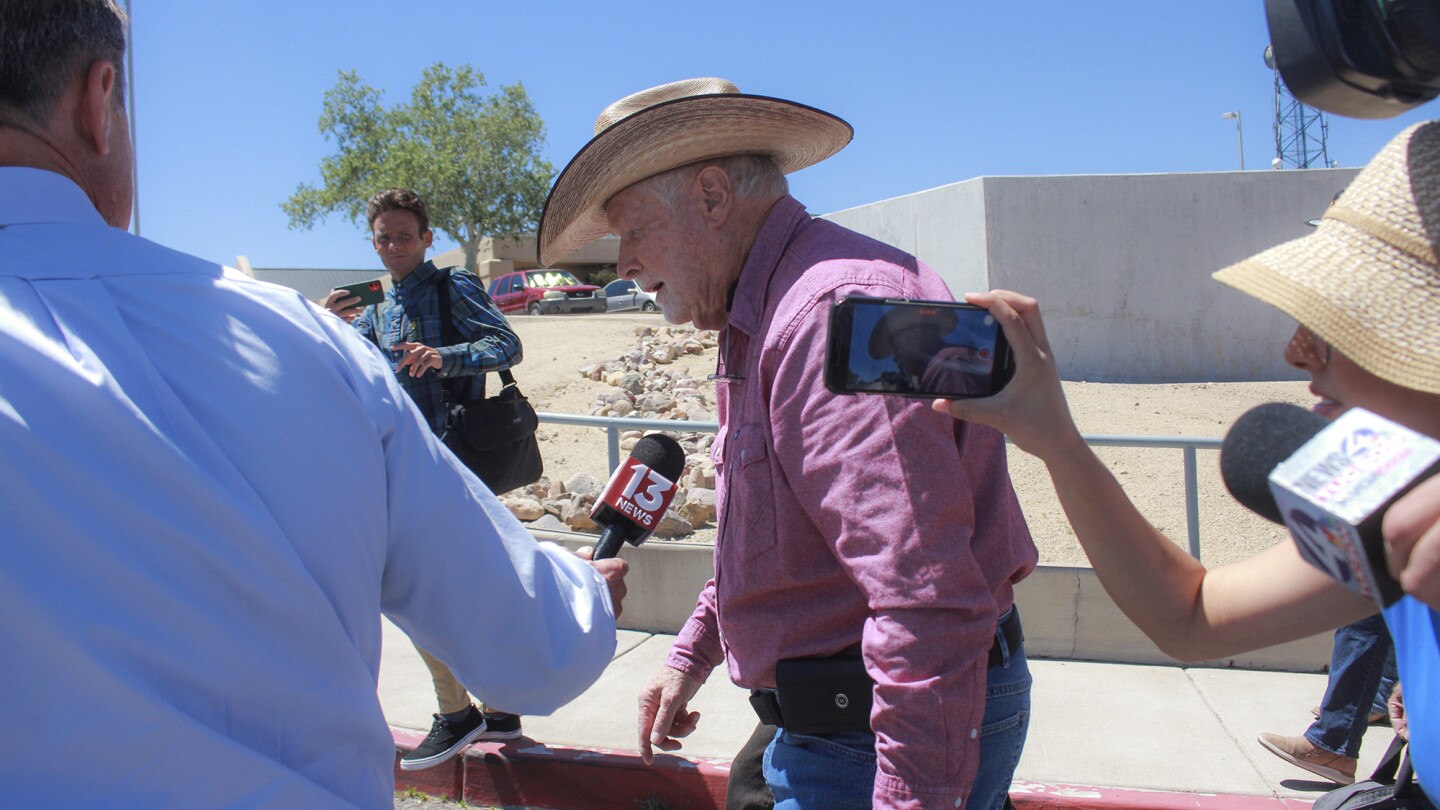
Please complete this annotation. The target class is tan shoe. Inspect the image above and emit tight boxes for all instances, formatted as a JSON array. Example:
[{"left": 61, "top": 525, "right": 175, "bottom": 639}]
[{"left": 1257, "top": 733, "right": 1357, "bottom": 784}]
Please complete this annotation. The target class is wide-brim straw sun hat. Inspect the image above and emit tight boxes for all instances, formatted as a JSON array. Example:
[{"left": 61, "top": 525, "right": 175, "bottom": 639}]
[
  {"left": 537, "top": 78, "right": 853, "bottom": 267},
  {"left": 1213, "top": 120, "right": 1440, "bottom": 394}
]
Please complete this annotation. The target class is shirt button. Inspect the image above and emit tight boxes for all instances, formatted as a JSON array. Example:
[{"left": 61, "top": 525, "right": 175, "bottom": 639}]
[
  {"left": 954, "top": 798, "right": 964, "bottom": 808},
  {"left": 969, "top": 728, "right": 978, "bottom": 740}
]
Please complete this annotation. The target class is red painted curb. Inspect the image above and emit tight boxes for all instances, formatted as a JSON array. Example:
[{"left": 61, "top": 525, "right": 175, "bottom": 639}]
[
  {"left": 391, "top": 728, "right": 464, "bottom": 800},
  {"left": 393, "top": 726, "right": 729, "bottom": 808},
  {"left": 392, "top": 727, "right": 1314, "bottom": 810}
]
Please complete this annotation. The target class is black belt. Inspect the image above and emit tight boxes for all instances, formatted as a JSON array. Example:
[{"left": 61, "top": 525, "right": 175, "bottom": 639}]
[
  {"left": 749, "top": 605, "right": 1023, "bottom": 730},
  {"left": 991, "top": 604, "right": 1025, "bottom": 668}
]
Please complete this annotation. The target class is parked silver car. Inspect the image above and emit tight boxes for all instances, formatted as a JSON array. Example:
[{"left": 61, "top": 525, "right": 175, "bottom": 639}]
[{"left": 604, "top": 278, "right": 660, "bottom": 312}]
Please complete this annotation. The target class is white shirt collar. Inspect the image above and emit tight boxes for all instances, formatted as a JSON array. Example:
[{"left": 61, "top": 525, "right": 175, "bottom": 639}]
[{"left": 0, "top": 167, "right": 108, "bottom": 228}]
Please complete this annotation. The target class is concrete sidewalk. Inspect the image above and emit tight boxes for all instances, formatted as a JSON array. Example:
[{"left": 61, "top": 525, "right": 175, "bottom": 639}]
[{"left": 379, "top": 619, "right": 1397, "bottom": 809}]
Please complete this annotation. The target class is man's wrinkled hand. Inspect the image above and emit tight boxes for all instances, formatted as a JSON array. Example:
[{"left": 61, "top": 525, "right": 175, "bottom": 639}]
[{"left": 637, "top": 665, "right": 701, "bottom": 765}]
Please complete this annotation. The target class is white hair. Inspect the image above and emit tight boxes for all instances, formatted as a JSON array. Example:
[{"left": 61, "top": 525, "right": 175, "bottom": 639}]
[{"left": 634, "top": 154, "right": 788, "bottom": 212}]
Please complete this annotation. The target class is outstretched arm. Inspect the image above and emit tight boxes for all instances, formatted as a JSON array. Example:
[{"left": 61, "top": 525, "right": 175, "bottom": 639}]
[{"left": 934, "top": 290, "right": 1375, "bottom": 660}]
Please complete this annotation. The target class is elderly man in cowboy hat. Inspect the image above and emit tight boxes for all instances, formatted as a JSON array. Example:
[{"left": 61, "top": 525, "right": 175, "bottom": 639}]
[
  {"left": 935, "top": 121, "right": 1440, "bottom": 795},
  {"left": 868, "top": 304, "right": 993, "bottom": 397},
  {"left": 539, "top": 78, "right": 1038, "bottom": 810}
]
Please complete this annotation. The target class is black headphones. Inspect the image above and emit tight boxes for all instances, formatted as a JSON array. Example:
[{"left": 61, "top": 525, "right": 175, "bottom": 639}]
[{"left": 1267, "top": 0, "right": 1440, "bottom": 118}]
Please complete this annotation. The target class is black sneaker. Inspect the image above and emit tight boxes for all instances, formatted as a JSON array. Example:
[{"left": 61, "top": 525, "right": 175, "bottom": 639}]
[
  {"left": 400, "top": 708, "right": 488, "bottom": 771},
  {"left": 476, "top": 711, "right": 523, "bottom": 741}
]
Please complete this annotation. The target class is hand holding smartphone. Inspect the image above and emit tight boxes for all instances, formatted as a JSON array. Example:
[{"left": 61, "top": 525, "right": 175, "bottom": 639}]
[
  {"left": 332, "top": 279, "right": 386, "bottom": 308},
  {"left": 824, "top": 296, "right": 1014, "bottom": 399}
]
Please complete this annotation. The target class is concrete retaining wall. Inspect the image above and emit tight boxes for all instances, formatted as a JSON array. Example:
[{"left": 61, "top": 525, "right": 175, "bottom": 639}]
[
  {"left": 822, "top": 168, "right": 1360, "bottom": 383},
  {"left": 538, "top": 530, "right": 1331, "bottom": 673}
]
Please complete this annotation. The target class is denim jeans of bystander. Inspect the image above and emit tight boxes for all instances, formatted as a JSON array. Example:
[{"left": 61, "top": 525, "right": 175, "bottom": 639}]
[{"left": 1307, "top": 614, "right": 1398, "bottom": 758}]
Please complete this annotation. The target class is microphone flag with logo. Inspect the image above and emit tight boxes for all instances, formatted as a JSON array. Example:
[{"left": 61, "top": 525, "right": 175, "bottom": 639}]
[
  {"left": 1221, "top": 403, "right": 1440, "bottom": 606},
  {"left": 590, "top": 433, "right": 686, "bottom": 560}
]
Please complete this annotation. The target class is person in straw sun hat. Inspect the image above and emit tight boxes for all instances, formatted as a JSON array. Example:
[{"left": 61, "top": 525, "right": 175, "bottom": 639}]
[
  {"left": 932, "top": 120, "right": 1440, "bottom": 796},
  {"left": 539, "top": 78, "right": 1039, "bottom": 809}
]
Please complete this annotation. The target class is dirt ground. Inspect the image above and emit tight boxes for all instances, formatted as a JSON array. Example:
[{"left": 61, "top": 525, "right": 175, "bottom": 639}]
[{"left": 506, "top": 312, "right": 1314, "bottom": 567}]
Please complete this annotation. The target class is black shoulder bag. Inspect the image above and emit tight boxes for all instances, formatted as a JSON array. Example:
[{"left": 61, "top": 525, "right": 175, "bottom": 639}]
[
  {"left": 1314, "top": 736, "right": 1434, "bottom": 810},
  {"left": 435, "top": 269, "right": 543, "bottom": 495}
]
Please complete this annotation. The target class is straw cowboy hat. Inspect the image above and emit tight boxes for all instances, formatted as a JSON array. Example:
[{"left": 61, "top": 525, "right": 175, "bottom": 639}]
[
  {"left": 1214, "top": 120, "right": 1440, "bottom": 394},
  {"left": 537, "top": 78, "right": 853, "bottom": 267}
]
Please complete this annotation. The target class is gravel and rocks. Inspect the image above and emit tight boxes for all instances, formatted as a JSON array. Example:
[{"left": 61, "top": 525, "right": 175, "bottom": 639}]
[
  {"left": 502, "top": 325, "right": 719, "bottom": 537},
  {"left": 501, "top": 313, "right": 1315, "bottom": 567}
]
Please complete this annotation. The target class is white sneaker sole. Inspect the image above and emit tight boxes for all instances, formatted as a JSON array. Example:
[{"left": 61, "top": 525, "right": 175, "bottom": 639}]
[
  {"left": 475, "top": 727, "right": 523, "bottom": 741},
  {"left": 399, "top": 723, "right": 490, "bottom": 771}
]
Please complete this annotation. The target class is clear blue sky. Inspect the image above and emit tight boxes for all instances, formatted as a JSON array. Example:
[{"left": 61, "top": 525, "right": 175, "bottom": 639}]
[{"left": 126, "top": 1, "right": 1435, "bottom": 270}]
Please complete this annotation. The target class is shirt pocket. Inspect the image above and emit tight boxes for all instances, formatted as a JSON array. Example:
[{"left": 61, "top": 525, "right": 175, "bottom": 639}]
[{"left": 731, "top": 426, "right": 778, "bottom": 561}]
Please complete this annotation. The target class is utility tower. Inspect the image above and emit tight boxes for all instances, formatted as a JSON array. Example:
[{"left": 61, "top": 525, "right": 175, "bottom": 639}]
[{"left": 1265, "top": 44, "right": 1331, "bottom": 168}]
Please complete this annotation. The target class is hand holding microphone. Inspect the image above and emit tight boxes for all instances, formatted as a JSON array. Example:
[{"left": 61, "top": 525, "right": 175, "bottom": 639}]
[
  {"left": 590, "top": 433, "right": 686, "bottom": 560},
  {"left": 1380, "top": 475, "right": 1440, "bottom": 610},
  {"left": 1221, "top": 403, "right": 1440, "bottom": 606}
]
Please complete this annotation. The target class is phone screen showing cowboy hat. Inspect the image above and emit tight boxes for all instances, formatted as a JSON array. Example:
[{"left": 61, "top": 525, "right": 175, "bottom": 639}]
[{"left": 824, "top": 296, "right": 1014, "bottom": 399}]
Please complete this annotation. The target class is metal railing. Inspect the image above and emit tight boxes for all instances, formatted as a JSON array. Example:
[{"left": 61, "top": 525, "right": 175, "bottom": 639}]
[
  {"left": 537, "top": 412, "right": 720, "bottom": 471},
  {"left": 537, "top": 412, "right": 1222, "bottom": 560},
  {"left": 1080, "top": 435, "right": 1223, "bottom": 559}
]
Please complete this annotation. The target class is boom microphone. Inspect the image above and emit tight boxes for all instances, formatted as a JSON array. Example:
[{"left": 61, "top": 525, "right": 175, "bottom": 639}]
[
  {"left": 590, "top": 433, "right": 686, "bottom": 560},
  {"left": 1221, "top": 402, "right": 1440, "bottom": 606}
]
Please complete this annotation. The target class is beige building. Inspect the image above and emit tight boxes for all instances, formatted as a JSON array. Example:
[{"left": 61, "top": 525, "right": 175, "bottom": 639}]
[
  {"left": 244, "top": 232, "right": 619, "bottom": 303},
  {"left": 431, "top": 234, "right": 619, "bottom": 285}
]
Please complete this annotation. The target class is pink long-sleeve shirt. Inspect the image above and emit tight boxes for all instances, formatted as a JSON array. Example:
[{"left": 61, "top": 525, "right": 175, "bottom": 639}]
[{"left": 666, "top": 196, "right": 1038, "bottom": 809}]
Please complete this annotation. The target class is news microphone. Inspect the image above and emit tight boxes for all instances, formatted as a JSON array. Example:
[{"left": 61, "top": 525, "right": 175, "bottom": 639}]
[
  {"left": 1221, "top": 403, "right": 1440, "bottom": 606},
  {"left": 1220, "top": 403, "right": 1330, "bottom": 524},
  {"left": 590, "top": 433, "right": 686, "bottom": 560}
]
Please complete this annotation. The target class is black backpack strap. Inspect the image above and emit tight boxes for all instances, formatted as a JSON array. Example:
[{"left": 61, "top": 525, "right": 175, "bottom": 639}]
[
  {"left": 434, "top": 269, "right": 517, "bottom": 397},
  {"left": 434, "top": 268, "right": 472, "bottom": 408},
  {"left": 1370, "top": 734, "right": 1407, "bottom": 784},
  {"left": 1390, "top": 740, "right": 1419, "bottom": 803}
]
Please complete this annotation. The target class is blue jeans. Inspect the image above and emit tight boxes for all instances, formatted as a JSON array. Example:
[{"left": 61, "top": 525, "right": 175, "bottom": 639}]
[
  {"left": 1306, "top": 613, "right": 1398, "bottom": 758},
  {"left": 763, "top": 619, "right": 1031, "bottom": 810}
]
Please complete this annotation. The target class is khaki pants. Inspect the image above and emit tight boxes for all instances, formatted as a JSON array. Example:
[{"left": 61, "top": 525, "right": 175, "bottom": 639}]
[{"left": 415, "top": 643, "right": 491, "bottom": 716}]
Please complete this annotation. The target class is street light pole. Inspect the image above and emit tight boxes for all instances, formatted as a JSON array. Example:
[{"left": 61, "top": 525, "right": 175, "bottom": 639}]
[
  {"left": 124, "top": 0, "right": 139, "bottom": 236},
  {"left": 1222, "top": 111, "right": 1245, "bottom": 171}
]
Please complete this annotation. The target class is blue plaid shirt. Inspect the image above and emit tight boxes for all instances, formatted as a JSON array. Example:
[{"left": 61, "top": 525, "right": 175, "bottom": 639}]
[{"left": 353, "top": 261, "right": 521, "bottom": 434}]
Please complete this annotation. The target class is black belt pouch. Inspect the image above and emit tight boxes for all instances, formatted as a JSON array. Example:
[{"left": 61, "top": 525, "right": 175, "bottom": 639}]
[{"left": 774, "top": 655, "right": 873, "bottom": 734}]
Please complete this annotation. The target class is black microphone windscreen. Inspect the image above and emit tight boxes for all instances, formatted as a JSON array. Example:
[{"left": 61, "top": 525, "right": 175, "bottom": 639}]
[
  {"left": 1220, "top": 402, "right": 1330, "bottom": 524},
  {"left": 631, "top": 433, "right": 686, "bottom": 482}
]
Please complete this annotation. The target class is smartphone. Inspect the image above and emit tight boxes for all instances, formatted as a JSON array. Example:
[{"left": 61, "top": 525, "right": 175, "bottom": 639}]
[
  {"left": 824, "top": 296, "right": 1014, "bottom": 398},
  {"left": 334, "top": 279, "right": 386, "bottom": 308}
]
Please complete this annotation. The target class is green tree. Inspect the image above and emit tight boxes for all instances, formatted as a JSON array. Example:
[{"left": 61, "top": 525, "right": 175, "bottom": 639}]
[
  {"left": 283, "top": 64, "right": 553, "bottom": 273},
  {"left": 588, "top": 265, "right": 619, "bottom": 289}
]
